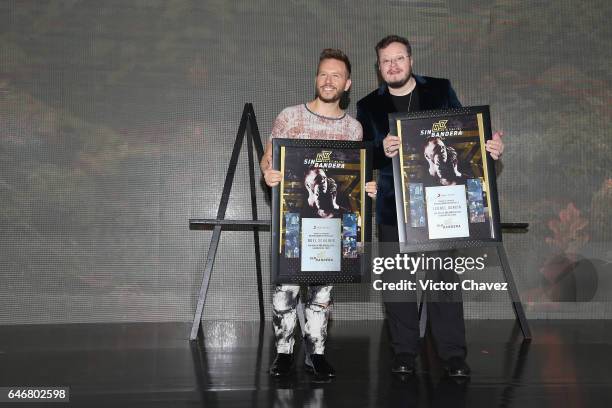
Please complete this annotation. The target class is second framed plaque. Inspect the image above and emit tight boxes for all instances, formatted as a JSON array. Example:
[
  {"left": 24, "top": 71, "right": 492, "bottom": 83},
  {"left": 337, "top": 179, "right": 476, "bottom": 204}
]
[
  {"left": 390, "top": 106, "right": 502, "bottom": 252},
  {"left": 271, "top": 139, "right": 372, "bottom": 284}
]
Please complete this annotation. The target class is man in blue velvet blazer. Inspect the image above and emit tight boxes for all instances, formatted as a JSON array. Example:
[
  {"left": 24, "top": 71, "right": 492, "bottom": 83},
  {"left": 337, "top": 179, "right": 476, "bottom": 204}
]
[
  {"left": 357, "top": 35, "right": 505, "bottom": 378},
  {"left": 357, "top": 75, "right": 462, "bottom": 226}
]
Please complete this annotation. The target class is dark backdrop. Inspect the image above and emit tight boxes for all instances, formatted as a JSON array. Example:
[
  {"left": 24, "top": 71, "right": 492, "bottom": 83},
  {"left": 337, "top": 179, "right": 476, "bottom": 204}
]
[{"left": 1, "top": 0, "right": 611, "bottom": 324}]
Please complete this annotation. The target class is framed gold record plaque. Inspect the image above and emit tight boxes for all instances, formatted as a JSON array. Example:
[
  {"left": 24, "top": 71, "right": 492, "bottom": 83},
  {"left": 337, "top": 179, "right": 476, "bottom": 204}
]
[
  {"left": 390, "top": 106, "right": 502, "bottom": 252},
  {"left": 271, "top": 139, "right": 372, "bottom": 284}
]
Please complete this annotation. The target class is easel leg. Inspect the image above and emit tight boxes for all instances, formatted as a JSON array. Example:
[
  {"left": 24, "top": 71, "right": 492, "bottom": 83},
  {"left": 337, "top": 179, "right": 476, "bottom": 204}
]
[
  {"left": 190, "top": 225, "right": 222, "bottom": 341},
  {"left": 190, "top": 105, "right": 250, "bottom": 341},
  {"left": 496, "top": 243, "right": 532, "bottom": 340},
  {"left": 247, "top": 131, "right": 265, "bottom": 322},
  {"left": 419, "top": 295, "right": 427, "bottom": 339}
]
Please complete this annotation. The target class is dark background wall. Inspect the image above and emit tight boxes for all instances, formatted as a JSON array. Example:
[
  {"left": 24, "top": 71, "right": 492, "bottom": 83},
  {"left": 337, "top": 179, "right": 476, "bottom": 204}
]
[{"left": 1, "top": 0, "right": 611, "bottom": 324}]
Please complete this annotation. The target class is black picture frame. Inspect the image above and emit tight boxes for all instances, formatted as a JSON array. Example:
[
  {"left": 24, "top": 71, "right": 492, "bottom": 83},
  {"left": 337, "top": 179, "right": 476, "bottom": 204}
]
[
  {"left": 271, "top": 138, "right": 372, "bottom": 284},
  {"left": 389, "top": 105, "right": 502, "bottom": 253}
]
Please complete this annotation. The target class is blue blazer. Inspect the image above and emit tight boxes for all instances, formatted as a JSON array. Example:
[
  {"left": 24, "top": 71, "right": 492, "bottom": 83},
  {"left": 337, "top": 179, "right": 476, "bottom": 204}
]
[{"left": 356, "top": 74, "right": 462, "bottom": 225}]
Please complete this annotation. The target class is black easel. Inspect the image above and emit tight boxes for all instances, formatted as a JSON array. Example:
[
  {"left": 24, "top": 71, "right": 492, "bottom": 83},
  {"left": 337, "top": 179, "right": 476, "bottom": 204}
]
[{"left": 189, "top": 103, "right": 267, "bottom": 341}]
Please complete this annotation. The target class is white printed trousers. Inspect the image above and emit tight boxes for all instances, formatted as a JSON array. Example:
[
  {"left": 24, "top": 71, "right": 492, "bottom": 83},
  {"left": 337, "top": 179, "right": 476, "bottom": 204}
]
[{"left": 272, "top": 284, "right": 332, "bottom": 355}]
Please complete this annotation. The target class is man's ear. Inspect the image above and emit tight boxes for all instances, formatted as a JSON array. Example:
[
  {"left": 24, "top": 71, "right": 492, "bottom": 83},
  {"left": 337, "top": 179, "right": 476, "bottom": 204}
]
[{"left": 344, "top": 78, "right": 352, "bottom": 92}]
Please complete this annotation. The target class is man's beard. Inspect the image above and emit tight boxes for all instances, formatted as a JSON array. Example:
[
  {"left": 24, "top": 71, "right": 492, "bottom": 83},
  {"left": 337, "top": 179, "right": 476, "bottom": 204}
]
[
  {"left": 387, "top": 72, "right": 412, "bottom": 89},
  {"left": 316, "top": 87, "right": 344, "bottom": 103}
]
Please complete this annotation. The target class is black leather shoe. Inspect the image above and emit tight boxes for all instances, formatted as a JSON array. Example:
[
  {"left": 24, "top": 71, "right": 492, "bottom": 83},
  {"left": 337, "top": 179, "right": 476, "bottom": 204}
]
[
  {"left": 391, "top": 353, "right": 416, "bottom": 374},
  {"left": 305, "top": 354, "right": 336, "bottom": 378},
  {"left": 269, "top": 353, "right": 293, "bottom": 377},
  {"left": 444, "top": 356, "right": 471, "bottom": 378}
]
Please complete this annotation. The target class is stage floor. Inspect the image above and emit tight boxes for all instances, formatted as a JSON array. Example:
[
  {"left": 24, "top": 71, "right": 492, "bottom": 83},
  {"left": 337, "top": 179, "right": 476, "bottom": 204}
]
[{"left": 1, "top": 319, "right": 611, "bottom": 407}]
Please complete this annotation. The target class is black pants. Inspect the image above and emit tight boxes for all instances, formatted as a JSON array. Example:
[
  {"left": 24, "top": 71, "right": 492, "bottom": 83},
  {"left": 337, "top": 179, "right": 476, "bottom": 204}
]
[{"left": 378, "top": 223, "right": 466, "bottom": 360}]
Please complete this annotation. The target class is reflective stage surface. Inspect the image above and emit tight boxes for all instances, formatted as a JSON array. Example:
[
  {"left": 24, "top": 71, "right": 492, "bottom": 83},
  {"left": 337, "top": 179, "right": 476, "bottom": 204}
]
[{"left": 1, "top": 320, "right": 611, "bottom": 407}]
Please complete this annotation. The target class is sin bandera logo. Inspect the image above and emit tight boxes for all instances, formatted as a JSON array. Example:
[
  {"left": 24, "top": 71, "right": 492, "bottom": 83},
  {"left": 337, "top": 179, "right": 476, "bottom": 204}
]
[
  {"left": 315, "top": 150, "right": 333, "bottom": 162},
  {"left": 420, "top": 120, "right": 463, "bottom": 137},
  {"left": 304, "top": 150, "right": 345, "bottom": 168},
  {"left": 431, "top": 120, "right": 448, "bottom": 132}
]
